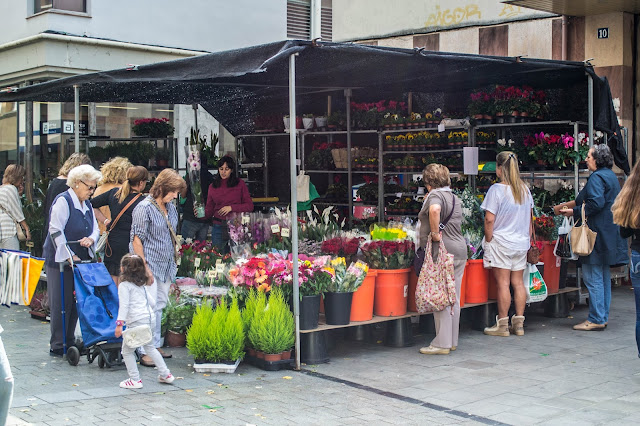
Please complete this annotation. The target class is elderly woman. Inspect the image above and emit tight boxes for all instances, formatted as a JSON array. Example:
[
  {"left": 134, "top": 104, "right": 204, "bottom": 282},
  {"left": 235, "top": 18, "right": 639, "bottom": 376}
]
[
  {"left": 94, "top": 157, "right": 133, "bottom": 234},
  {"left": 130, "top": 169, "right": 185, "bottom": 366},
  {"left": 0, "top": 165, "right": 31, "bottom": 249},
  {"left": 43, "top": 164, "right": 101, "bottom": 357},
  {"left": 555, "top": 144, "right": 627, "bottom": 331},
  {"left": 417, "top": 164, "right": 466, "bottom": 355},
  {"left": 482, "top": 151, "right": 533, "bottom": 337},
  {"left": 43, "top": 153, "right": 91, "bottom": 245},
  {"left": 92, "top": 166, "right": 149, "bottom": 283}
]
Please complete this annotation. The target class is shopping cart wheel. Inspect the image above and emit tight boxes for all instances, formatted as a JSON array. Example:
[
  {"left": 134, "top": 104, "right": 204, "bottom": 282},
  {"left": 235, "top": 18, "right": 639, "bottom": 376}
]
[
  {"left": 97, "top": 354, "right": 105, "bottom": 369},
  {"left": 67, "top": 347, "right": 80, "bottom": 366}
]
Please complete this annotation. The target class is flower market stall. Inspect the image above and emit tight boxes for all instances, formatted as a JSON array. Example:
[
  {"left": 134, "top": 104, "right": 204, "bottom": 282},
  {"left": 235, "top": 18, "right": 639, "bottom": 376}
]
[{"left": 0, "top": 40, "right": 628, "bottom": 369}]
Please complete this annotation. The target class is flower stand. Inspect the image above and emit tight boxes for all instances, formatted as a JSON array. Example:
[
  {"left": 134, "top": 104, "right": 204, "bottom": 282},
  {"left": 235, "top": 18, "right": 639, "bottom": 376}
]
[
  {"left": 383, "top": 317, "right": 414, "bottom": 347},
  {"left": 374, "top": 268, "right": 411, "bottom": 316},
  {"left": 300, "top": 295, "right": 321, "bottom": 330},
  {"left": 464, "top": 260, "right": 489, "bottom": 303},
  {"left": 350, "top": 269, "right": 377, "bottom": 321}
]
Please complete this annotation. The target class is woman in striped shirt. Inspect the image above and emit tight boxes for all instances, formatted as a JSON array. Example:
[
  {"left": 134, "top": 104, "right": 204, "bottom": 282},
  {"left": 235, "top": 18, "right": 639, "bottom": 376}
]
[
  {"left": 0, "top": 165, "right": 31, "bottom": 249},
  {"left": 130, "top": 169, "right": 185, "bottom": 367}
]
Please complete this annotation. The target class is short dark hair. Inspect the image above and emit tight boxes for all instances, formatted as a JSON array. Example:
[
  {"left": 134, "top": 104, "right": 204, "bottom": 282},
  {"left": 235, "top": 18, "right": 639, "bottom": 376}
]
[
  {"left": 591, "top": 144, "right": 614, "bottom": 169},
  {"left": 119, "top": 254, "right": 148, "bottom": 286}
]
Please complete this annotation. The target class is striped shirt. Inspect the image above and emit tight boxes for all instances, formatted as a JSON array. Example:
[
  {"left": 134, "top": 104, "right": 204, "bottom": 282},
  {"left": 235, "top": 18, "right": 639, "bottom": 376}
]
[
  {"left": 0, "top": 184, "right": 25, "bottom": 240},
  {"left": 129, "top": 196, "right": 178, "bottom": 283}
]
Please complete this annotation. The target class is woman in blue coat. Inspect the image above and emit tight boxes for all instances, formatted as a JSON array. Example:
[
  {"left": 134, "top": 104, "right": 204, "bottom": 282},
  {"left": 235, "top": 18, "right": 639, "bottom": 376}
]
[{"left": 554, "top": 144, "right": 627, "bottom": 331}]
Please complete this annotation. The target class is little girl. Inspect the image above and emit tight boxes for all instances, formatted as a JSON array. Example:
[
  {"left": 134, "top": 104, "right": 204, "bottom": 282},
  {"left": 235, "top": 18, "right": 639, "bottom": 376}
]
[{"left": 115, "top": 254, "right": 174, "bottom": 389}]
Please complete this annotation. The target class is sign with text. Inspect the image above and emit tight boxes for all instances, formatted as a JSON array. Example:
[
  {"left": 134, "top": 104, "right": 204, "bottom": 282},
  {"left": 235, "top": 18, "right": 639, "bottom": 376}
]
[{"left": 597, "top": 28, "right": 609, "bottom": 39}]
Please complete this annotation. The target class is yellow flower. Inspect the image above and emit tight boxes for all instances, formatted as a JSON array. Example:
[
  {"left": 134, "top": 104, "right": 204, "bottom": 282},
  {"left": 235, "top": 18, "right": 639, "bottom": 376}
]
[
  {"left": 407, "top": 134, "right": 415, "bottom": 140},
  {"left": 331, "top": 257, "right": 346, "bottom": 267},
  {"left": 397, "top": 134, "right": 406, "bottom": 141}
]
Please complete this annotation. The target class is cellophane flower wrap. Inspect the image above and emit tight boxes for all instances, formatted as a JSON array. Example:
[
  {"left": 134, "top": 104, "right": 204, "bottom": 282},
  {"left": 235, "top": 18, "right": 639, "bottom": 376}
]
[
  {"left": 185, "top": 129, "right": 205, "bottom": 218},
  {"left": 227, "top": 212, "right": 253, "bottom": 246},
  {"left": 322, "top": 257, "right": 369, "bottom": 292}
]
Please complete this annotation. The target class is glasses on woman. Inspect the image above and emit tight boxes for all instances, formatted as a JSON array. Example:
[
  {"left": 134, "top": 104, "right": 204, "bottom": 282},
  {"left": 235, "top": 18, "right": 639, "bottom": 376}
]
[{"left": 80, "top": 181, "right": 97, "bottom": 191}]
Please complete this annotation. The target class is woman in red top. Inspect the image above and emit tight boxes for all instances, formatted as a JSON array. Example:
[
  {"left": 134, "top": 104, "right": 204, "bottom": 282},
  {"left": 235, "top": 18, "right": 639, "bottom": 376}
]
[{"left": 205, "top": 156, "right": 253, "bottom": 253}]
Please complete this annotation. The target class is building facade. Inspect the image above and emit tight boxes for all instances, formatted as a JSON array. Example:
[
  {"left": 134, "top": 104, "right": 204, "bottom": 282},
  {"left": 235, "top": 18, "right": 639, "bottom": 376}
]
[{"left": 333, "top": 0, "right": 638, "bottom": 162}]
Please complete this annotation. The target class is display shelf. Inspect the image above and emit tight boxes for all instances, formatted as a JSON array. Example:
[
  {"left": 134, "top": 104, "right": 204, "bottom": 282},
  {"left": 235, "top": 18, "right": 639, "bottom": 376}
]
[
  {"left": 383, "top": 148, "right": 463, "bottom": 155},
  {"left": 475, "top": 120, "right": 587, "bottom": 130},
  {"left": 304, "top": 169, "right": 349, "bottom": 173},
  {"left": 380, "top": 125, "right": 467, "bottom": 134},
  {"left": 313, "top": 201, "right": 350, "bottom": 206},
  {"left": 383, "top": 192, "right": 422, "bottom": 197},
  {"left": 304, "top": 129, "right": 378, "bottom": 135}
]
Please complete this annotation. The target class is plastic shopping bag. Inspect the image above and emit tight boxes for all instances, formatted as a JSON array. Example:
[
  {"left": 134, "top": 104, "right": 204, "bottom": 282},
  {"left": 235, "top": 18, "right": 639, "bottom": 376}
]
[
  {"left": 523, "top": 263, "right": 547, "bottom": 303},
  {"left": 554, "top": 216, "right": 578, "bottom": 260}
]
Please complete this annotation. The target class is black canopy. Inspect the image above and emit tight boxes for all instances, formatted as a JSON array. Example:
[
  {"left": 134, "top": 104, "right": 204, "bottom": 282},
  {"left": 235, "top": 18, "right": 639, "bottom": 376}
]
[{"left": 0, "top": 39, "right": 628, "bottom": 172}]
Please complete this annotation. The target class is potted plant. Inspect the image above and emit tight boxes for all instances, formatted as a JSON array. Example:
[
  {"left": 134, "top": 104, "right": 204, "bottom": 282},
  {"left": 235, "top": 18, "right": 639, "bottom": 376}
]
[
  {"left": 298, "top": 258, "right": 332, "bottom": 330},
  {"left": 132, "top": 117, "right": 174, "bottom": 138},
  {"left": 328, "top": 111, "right": 346, "bottom": 130},
  {"left": 88, "top": 146, "right": 107, "bottom": 167},
  {"left": 130, "top": 141, "right": 156, "bottom": 166},
  {"left": 314, "top": 115, "right": 328, "bottom": 129},
  {"left": 186, "top": 297, "right": 245, "bottom": 373},
  {"left": 249, "top": 287, "right": 294, "bottom": 361},
  {"left": 241, "top": 288, "right": 266, "bottom": 356},
  {"left": 302, "top": 114, "right": 315, "bottom": 130},
  {"left": 155, "top": 147, "right": 171, "bottom": 168},
  {"left": 322, "top": 258, "right": 369, "bottom": 325},
  {"left": 162, "top": 296, "right": 196, "bottom": 347}
]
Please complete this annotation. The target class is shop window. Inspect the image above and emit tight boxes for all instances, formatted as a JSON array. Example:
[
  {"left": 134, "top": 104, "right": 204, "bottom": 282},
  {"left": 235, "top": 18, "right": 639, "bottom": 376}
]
[
  {"left": 34, "top": 0, "right": 86, "bottom": 14},
  {"left": 287, "top": 0, "right": 332, "bottom": 41}
]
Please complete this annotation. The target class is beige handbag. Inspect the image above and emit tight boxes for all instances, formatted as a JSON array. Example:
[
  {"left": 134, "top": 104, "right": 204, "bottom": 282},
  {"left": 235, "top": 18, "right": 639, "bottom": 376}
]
[{"left": 570, "top": 203, "right": 597, "bottom": 256}]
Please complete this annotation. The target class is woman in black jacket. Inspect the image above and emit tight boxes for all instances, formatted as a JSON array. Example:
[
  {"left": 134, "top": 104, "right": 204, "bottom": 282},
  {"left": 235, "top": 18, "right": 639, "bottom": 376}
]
[
  {"left": 612, "top": 160, "right": 640, "bottom": 356},
  {"left": 554, "top": 144, "right": 627, "bottom": 331}
]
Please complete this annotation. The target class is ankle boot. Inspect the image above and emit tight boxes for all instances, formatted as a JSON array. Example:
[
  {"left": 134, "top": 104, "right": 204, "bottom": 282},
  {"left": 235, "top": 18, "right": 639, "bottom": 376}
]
[
  {"left": 510, "top": 315, "right": 525, "bottom": 336},
  {"left": 484, "top": 315, "right": 510, "bottom": 337}
]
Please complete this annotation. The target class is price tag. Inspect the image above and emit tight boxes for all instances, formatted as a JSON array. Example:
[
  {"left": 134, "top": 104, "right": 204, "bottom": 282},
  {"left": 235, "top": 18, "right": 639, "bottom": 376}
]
[
  {"left": 271, "top": 224, "right": 281, "bottom": 233},
  {"left": 437, "top": 123, "right": 445, "bottom": 132},
  {"left": 194, "top": 258, "right": 201, "bottom": 268},
  {"left": 216, "top": 264, "right": 225, "bottom": 273},
  {"left": 242, "top": 215, "right": 250, "bottom": 225},
  {"left": 177, "top": 257, "right": 181, "bottom": 266},
  {"left": 404, "top": 285, "right": 409, "bottom": 298},
  {"left": 281, "top": 228, "right": 290, "bottom": 237},
  {"left": 216, "top": 259, "right": 222, "bottom": 265},
  {"left": 208, "top": 270, "right": 216, "bottom": 279}
]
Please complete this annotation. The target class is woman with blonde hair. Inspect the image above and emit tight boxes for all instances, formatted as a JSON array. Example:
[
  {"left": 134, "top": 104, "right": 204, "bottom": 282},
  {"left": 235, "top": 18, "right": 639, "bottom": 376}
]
[
  {"left": 481, "top": 151, "right": 533, "bottom": 337},
  {"left": 417, "top": 163, "right": 466, "bottom": 355},
  {"left": 130, "top": 169, "right": 185, "bottom": 366},
  {"left": 613, "top": 160, "right": 640, "bottom": 355},
  {"left": 94, "top": 157, "right": 133, "bottom": 233},
  {"left": 43, "top": 153, "right": 91, "bottom": 246},
  {"left": 91, "top": 166, "right": 149, "bottom": 283},
  {"left": 0, "top": 164, "right": 31, "bottom": 249}
]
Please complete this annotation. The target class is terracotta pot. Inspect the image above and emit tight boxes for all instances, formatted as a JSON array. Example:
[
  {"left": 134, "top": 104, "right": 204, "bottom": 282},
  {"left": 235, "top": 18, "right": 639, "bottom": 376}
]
[
  {"left": 248, "top": 348, "right": 256, "bottom": 357},
  {"left": 464, "top": 260, "right": 489, "bottom": 303},
  {"left": 540, "top": 241, "right": 560, "bottom": 294},
  {"left": 374, "top": 268, "right": 411, "bottom": 316},
  {"left": 264, "top": 353, "right": 280, "bottom": 362},
  {"left": 350, "top": 269, "right": 377, "bottom": 321},
  {"left": 164, "top": 330, "right": 186, "bottom": 347},
  {"left": 280, "top": 350, "right": 292, "bottom": 360},
  {"left": 257, "top": 351, "right": 265, "bottom": 359}
]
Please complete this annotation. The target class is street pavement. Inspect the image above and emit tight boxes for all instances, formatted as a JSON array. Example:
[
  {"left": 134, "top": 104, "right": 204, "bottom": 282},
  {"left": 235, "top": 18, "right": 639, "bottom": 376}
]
[{"left": 4, "top": 285, "right": 640, "bottom": 425}]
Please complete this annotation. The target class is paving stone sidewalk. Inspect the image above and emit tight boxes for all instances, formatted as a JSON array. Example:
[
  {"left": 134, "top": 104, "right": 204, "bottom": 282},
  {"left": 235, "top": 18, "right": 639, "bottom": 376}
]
[{"left": 4, "top": 285, "right": 640, "bottom": 425}]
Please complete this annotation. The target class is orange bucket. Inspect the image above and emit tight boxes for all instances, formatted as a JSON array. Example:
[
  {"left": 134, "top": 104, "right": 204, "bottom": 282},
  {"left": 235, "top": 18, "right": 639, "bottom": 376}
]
[
  {"left": 350, "top": 269, "right": 377, "bottom": 321},
  {"left": 541, "top": 241, "right": 560, "bottom": 294},
  {"left": 464, "top": 259, "right": 489, "bottom": 304},
  {"left": 459, "top": 263, "right": 467, "bottom": 307},
  {"left": 374, "top": 268, "right": 411, "bottom": 317},
  {"left": 407, "top": 270, "right": 419, "bottom": 312}
]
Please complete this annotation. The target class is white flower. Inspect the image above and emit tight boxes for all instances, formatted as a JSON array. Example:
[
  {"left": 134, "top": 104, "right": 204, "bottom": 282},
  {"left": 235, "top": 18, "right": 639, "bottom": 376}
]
[
  {"left": 508, "top": 139, "right": 515, "bottom": 147},
  {"left": 434, "top": 108, "right": 442, "bottom": 114},
  {"left": 497, "top": 138, "right": 506, "bottom": 146},
  {"left": 384, "top": 112, "right": 390, "bottom": 119},
  {"left": 185, "top": 238, "right": 193, "bottom": 244}
]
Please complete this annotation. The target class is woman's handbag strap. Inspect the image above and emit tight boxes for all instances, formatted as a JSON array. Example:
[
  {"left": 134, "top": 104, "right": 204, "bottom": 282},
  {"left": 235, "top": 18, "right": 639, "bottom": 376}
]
[{"left": 107, "top": 193, "right": 142, "bottom": 232}]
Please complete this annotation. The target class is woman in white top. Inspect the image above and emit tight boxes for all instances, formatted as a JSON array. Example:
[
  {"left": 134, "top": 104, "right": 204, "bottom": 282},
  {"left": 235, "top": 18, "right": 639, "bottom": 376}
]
[
  {"left": 0, "top": 165, "right": 31, "bottom": 249},
  {"left": 481, "top": 151, "right": 533, "bottom": 337}
]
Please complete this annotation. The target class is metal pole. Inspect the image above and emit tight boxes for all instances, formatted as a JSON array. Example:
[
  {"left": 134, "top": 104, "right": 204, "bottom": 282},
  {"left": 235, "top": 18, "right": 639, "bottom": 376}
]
[
  {"left": 310, "top": 0, "right": 322, "bottom": 40},
  {"left": 346, "top": 89, "right": 352, "bottom": 228},
  {"left": 192, "top": 103, "right": 199, "bottom": 129},
  {"left": 573, "top": 121, "right": 579, "bottom": 197},
  {"left": 587, "top": 74, "right": 594, "bottom": 148},
  {"left": 25, "top": 99, "right": 33, "bottom": 202},
  {"left": 289, "top": 53, "right": 301, "bottom": 371},
  {"left": 74, "top": 85, "right": 80, "bottom": 153}
]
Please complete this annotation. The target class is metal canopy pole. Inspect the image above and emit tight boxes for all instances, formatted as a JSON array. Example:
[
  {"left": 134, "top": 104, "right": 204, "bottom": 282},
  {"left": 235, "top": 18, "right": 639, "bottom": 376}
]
[
  {"left": 345, "top": 89, "right": 352, "bottom": 228},
  {"left": 289, "top": 53, "right": 301, "bottom": 371},
  {"left": 587, "top": 73, "right": 594, "bottom": 147},
  {"left": 74, "top": 85, "right": 80, "bottom": 153}
]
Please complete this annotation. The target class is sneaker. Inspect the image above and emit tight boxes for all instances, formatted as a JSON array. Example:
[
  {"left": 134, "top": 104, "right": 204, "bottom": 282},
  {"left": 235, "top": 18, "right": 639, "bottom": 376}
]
[
  {"left": 158, "top": 373, "right": 175, "bottom": 384},
  {"left": 120, "top": 378, "right": 143, "bottom": 389},
  {"left": 419, "top": 345, "right": 450, "bottom": 355}
]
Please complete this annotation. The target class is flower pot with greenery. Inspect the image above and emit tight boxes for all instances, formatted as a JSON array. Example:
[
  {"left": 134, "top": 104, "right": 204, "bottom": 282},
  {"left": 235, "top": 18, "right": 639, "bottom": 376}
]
[
  {"left": 187, "top": 297, "right": 245, "bottom": 373},
  {"left": 298, "top": 259, "right": 332, "bottom": 330},
  {"left": 162, "top": 296, "right": 196, "bottom": 347},
  {"left": 322, "top": 258, "right": 369, "bottom": 325},
  {"left": 302, "top": 114, "right": 314, "bottom": 129},
  {"left": 132, "top": 117, "right": 174, "bottom": 138},
  {"left": 155, "top": 148, "right": 171, "bottom": 169},
  {"left": 248, "top": 287, "right": 295, "bottom": 361}
]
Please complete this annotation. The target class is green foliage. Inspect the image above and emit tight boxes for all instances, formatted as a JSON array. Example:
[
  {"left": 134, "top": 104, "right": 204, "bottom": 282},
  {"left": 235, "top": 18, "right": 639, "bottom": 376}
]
[
  {"left": 186, "top": 302, "right": 215, "bottom": 361},
  {"left": 249, "top": 288, "right": 294, "bottom": 354},
  {"left": 155, "top": 148, "right": 172, "bottom": 161},
  {"left": 163, "top": 297, "right": 196, "bottom": 334},
  {"left": 242, "top": 288, "right": 266, "bottom": 348},
  {"left": 223, "top": 298, "right": 245, "bottom": 361}
]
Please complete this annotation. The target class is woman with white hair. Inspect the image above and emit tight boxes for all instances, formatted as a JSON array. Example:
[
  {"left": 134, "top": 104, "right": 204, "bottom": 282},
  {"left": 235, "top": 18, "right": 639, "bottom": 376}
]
[{"left": 43, "top": 164, "right": 101, "bottom": 357}]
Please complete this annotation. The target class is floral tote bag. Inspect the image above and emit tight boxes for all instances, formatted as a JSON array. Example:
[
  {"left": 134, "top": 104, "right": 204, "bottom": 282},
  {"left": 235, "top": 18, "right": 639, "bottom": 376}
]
[{"left": 415, "top": 235, "right": 457, "bottom": 313}]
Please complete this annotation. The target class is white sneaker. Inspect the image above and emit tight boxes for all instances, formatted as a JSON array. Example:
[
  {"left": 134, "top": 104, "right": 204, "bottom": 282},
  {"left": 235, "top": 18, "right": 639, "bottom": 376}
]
[
  {"left": 120, "top": 378, "right": 143, "bottom": 389},
  {"left": 158, "top": 373, "right": 175, "bottom": 384}
]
